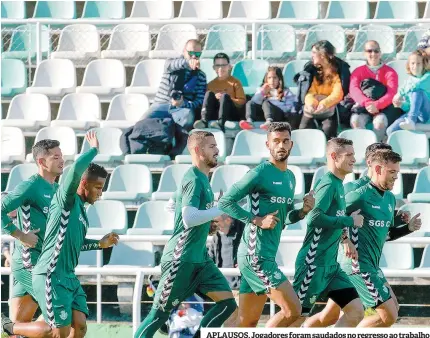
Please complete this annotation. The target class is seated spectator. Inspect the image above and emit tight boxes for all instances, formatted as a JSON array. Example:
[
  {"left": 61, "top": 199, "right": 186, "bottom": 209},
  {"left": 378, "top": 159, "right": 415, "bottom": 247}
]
[
  {"left": 388, "top": 50, "right": 430, "bottom": 134},
  {"left": 349, "top": 40, "right": 402, "bottom": 140},
  {"left": 193, "top": 53, "right": 246, "bottom": 130},
  {"left": 239, "top": 67, "right": 299, "bottom": 130},
  {"left": 297, "top": 40, "right": 350, "bottom": 139},
  {"left": 418, "top": 28, "right": 430, "bottom": 57},
  {"left": 143, "top": 39, "right": 207, "bottom": 130}
]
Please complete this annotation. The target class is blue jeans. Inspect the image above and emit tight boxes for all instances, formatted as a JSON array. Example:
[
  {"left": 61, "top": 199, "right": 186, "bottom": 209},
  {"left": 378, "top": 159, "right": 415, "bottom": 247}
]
[
  {"left": 387, "top": 90, "right": 430, "bottom": 135},
  {"left": 143, "top": 102, "right": 195, "bottom": 130}
]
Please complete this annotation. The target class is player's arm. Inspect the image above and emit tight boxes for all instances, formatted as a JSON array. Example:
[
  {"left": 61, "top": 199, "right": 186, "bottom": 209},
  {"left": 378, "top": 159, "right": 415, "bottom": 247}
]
[
  {"left": 285, "top": 189, "right": 314, "bottom": 225},
  {"left": 81, "top": 233, "right": 119, "bottom": 251},
  {"left": 386, "top": 199, "right": 420, "bottom": 241}
]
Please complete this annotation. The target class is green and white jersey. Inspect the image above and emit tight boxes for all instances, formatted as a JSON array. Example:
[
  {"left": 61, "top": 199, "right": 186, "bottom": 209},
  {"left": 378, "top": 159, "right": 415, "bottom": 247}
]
[
  {"left": 339, "top": 183, "right": 396, "bottom": 274},
  {"left": 33, "top": 148, "right": 100, "bottom": 277},
  {"left": 344, "top": 175, "right": 370, "bottom": 195},
  {"left": 219, "top": 161, "right": 301, "bottom": 260},
  {"left": 296, "top": 172, "right": 354, "bottom": 268},
  {"left": 1, "top": 175, "right": 58, "bottom": 271},
  {"left": 161, "top": 167, "right": 215, "bottom": 264}
]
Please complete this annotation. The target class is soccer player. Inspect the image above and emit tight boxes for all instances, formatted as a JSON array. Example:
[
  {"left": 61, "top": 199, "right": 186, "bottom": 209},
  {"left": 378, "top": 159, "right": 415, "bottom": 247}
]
[
  {"left": 218, "top": 122, "right": 315, "bottom": 328},
  {"left": 3, "top": 131, "right": 119, "bottom": 338},
  {"left": 134, "top": 131, "right": 237, "bottom": 338},
  {"left": 1, "top": 140, "right": 64, "bottom": 329},
  {"left": 291, "top": 138, "right": 365, "bottom": 328}
]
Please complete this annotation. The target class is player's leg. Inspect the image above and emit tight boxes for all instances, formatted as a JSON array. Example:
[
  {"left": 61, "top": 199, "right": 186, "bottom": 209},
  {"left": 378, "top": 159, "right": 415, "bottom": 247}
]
[
  {"left": 386, "top": 282, "right": 400, "bottom": 312},
  {"left": 10, "top": 268, "right": 39, "bottom": 322},
  {"left": 67, "top": 282, "right": 90, "bottom": 338},
  {"left": 357, "top": 298, "right": 398, "bottom": 328},
  {"left": 303, "top": 299, "right": 341, "bottom": 328},
  {"left": 1, "top": 312, "right": 52, "bottom": 338},
  {"left": 333, "top": 296, "right": 363, "bottom": 327},
  {"left": 237, "top": 292, "right": 267, "bottom": 327}
]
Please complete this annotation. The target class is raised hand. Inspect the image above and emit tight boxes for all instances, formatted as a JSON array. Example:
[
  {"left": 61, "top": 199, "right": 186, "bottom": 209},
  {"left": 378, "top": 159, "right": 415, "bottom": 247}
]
[
  {"left": 408, "top": 213, "right": 422, "bottom": 232},
  {"left": 99, "top": 232, "right": 120, "bottom": 249},
  {"left": 398, "top": 210, "right": 411, "bottom": 224},
  {"left": 302, "top": 190, "right": 315, "bottom": 214},
  {"left": 351, "top": 209, "right": 364, "bottom": 228},
  {"left": 86, "top": 130, "right": 99, "bottom": 150}
]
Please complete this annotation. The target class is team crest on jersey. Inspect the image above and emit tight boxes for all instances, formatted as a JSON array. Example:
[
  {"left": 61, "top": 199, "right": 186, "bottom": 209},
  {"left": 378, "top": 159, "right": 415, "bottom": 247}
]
[
  {"left": 388, "top": 204, "right": 393, "bottom": 213},
  {"left": 172, "top": 299, "right": 180, "bottom": 307},
  {"left": 310, "top": 295, "right": 317, "bottom": 304},
  {"left": 60, "top": 310, "right": 68, "bottom": 320},
  {"left": 377, "top": 270, "right": 384, "bottom": 279},
  {"left": 289, "top": 181, "right": 293, "bottom": 190},
  {"left": 274, "top": 271, "right": 282, "bottom": 280}
]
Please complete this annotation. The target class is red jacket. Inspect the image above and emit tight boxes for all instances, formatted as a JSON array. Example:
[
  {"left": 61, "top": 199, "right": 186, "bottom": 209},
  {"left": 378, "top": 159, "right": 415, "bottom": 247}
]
[{"left": 349, "top": 64, "right": 398, "bottom": 111}]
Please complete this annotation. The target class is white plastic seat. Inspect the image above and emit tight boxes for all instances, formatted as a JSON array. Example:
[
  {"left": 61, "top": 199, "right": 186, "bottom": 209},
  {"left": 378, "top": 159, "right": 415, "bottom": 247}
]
[
  {"left": 149, "top": 24, "right": 197, "bottom": 59},
  {"left": 398, "top": 203, "right": 430, "bottom": 237},
  {"left": 289, "top": 129, "right": 326, "bottom": 166},
  {"left": 51, "top": 24, "right": 100, "bottom": 63},
  {"left": 418, "top": 245, "right": 430, "bottom": 268},
  {"left": 77, "top": 59, "right": 126, "bottom": 97},
  {"left": 1, "top": 1, "right": 26, "bottom": 20},
  {"left": 103, "top": 164, "right": 153, "bottom": 203},
  {"left": 379, "top": 243, "right": 414, "bottom": 269},
  {"left": 225, "top": 130, "right": 268, "bottom": 165},
  {"left": 152, "top": 164, "right": 192, "bottom": 200},
  {"left": 227, "top": 0, "right": 271, "bottom": 20},
  {"left": 276, "top": 1, "right": 320, "bottom": 24},
  {"left": 374, "top": 1, "right": 418, "bottom": 27},
  {"left": 86, "top": 200, "right": 128, "bottom": 235},
  {"left": 27, "top": 127, "right": 77, "bottom": 162},
  {"left": 201, "top": 24, "right": 247, "bottom": 60},
  {"left": 125, "top": 59, "right": 166, "bottom": 97},
  {"left": 128, "top": 201, "right": 175, "bottom": 235},
  {"left": 288, "top": 165, "right": 305, "bottom": 200},
  {"left": 51, "top": 93, "right": 100, "bottom": 130},
  {"left": 387, "top": 131, "right": 429, "bottom": 168},
  {"left": 101, "top": 24, "right": 150, "bottom": 61},
  {"left": 397, "top": 25, "right": 430, "bottom": 60},
  {"left": 178, "top": 0, "right": 222, "bottom": 20},
  {"left": 129, "top": 0, "right": 173, "bottom": 20},
  {"left": 33, "top": 1, "right": 76, "bottom": 19},
  {"left": 1, "top": 94, "right": 50, "bottom": 131},
  {"left": 408, "top": 166, "right": 430, "bottom": 203},
  {"left": 386, "top": 60, "right": 408, "bottom": 87},
  {"left": 26, "top": 59, "right": 76, "bottom": 96},
  {"left": 347, "top": 60, "right": 367, "bottom": 73},
  {"left": 100, "top": 94, "right": 148, "bottom": 129},
  {"left": 76, "top": 127, "right": 124, "bottom": 165},
  {"left": 82, "top": 1, "right": 125, "bottom": 19},
  {"left": 252, "top": 24, "right": 296, "bottom": 61},
  {"left": 1, "top": 127, "right": 25, "bottom": 165},
  {"left": 325, "top": 1, "right": 369, "bottom": 28},
  {"left": 276, "top": 242, "right": 303, "bottom": 268},
  {"left": 5, "top": 163, "right": 38, "bottom": 192},
  {"left": 106, "top": 242, "right": 154, "bottom": 267},
  {"left": 282, "top": 60, "right": 309, "bottom": 93},
  {"left": 338, "top": 129, "right": 378, "bottom": 166},
  {"left": 210, "top": 165, "right": 250, "bottom": 198}
]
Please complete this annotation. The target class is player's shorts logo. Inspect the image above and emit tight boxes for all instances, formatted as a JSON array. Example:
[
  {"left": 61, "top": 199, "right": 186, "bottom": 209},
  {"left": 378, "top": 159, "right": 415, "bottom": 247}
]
[
  {"left": 60, "top": 310, "right": 68, "bottom": 321},
  {"left": 310, "top": 295, "right": 317, "bottom": 304},
  {"left": 274, "top": 271, "right": 282, "bottom": 280}
]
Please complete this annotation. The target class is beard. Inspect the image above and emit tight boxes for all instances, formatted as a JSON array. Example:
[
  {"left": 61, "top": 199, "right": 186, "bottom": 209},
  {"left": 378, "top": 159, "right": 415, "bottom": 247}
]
[
  {"left": 271, "top": 148, "right": 290, "bottom": 162},
  {"left": 203, "top": 156, "right": 218, "bottom": 168}
]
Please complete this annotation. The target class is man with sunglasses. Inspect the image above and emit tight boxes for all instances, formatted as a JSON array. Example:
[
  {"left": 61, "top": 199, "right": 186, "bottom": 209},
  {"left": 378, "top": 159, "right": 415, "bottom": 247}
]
[{"left": 143, "top": 39, "right": 207, "bottom": 130}]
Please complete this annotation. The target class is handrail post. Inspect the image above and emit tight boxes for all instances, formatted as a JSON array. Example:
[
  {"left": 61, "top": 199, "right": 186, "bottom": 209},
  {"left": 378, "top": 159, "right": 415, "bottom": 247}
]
[
  {"left": 251, "top": 22, "right": 257, "bottom": 60},
  {"left": 36, "top": 22, "right": 42, "bottom": 66},
  {"left": 96, "top": 250, "right": 102, "bottom": 323},
  {"left": 132, "top": 271, "right": 145, "bottom": 335}
]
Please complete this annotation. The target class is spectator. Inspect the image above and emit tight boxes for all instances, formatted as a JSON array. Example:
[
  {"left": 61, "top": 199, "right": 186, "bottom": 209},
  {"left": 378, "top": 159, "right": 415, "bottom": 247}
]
[
  {"left": 388, "top": 50, "right": 430, "bottom": 134},
  {"left": 239, "top": 67, "right": 299, "bottom": 130},
  {"left": 417, "top": 28, "right": 430, "bottom": 57},
  {"left": 349, "top": 40, "right": 401, "bottom": 140},
  {"left": 297, "top": 40, "right": 350, "bottom": 139},
  {"left": 143, "top": 39, "right": 207, "bottom": 130},
  {"left": 193, "top": 53, "right": 246, "bottom": 130}
]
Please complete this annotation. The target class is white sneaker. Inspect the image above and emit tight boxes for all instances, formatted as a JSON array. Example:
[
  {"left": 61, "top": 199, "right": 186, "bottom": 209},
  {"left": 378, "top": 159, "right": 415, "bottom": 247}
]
[{"left": 399, "top": 118, "right": 416, "bottom": 131}]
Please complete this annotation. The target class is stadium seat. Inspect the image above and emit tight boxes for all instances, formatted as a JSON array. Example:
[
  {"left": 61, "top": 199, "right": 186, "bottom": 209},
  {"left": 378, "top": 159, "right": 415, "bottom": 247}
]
[
  {"left": 5, "top": 163, "right": 38, "bottom": 192},
  {"left": 418, "top": 245, "right": 430, "bottom": 268},
  {"left": 82, "top": 1, "right": 125, "bottom": 19},
  {"left": 176, "top": 128, "right": 226, "bottom": 164},
  {"left": 149, "top": 24, "right": 197, "bottom": 59},
  {"left": 106, "top": 242, "right": 155, "bottom": 267},
  {"left": 86, "top": 200, "right": 128, "bottom": 235},
  {"left": 227, "top": 0, "right": 271, "bottom": 20},
  {"left": 201, "top": 24, "right": 247, "bottom": 61},
  {"left": 76, "top": 59, "right": 126, "bottom": 97},
  {"left": 252, "top": 24, "right": 296, "bottom": 61},
  {"left": 283, "top": 59, "right": 308, "bottom": 95},
  {"left": 338, "top": 129, "right": 378, "bottom": 166},
  {"left": 178, "top": 0, "right": 222, "bottom": 22},
  {"left": 324, "top": 1, "right": 369, "bottom": 28},
  {"left": 1, "top": 94, "right": 51, "bottom": 131},
  {"left": 50, "top": 24, "right": 100, "bottom": 63},
  {"left": 289, "top": 129, "right": 326, "bottom": 166},
  {"left": 276, "top": 1, "right": 320, "bottom": 25},
  {"left": 423, "top": 1, "right": 430, "bottom": 20},
  {"left": 129, "top": 0, "right": 174, "bottom": 20},
  {"left": 103, "top": 164, "right": 153, "bottom": 204},
  {"left": 298, "top": 24, "right": 346, "bottom": 60},
  {"left": 288, "top": 165, "right": 306, "bottom": 200},
  {"left": 26, "top": 59, "right": 76, "bottom": 97},
  {"left": 1, "top": 59, "right": 27, "bottom": 97},
  {"left": 1, "top": 127, "right": 25, "bottom": 165},
  {"left": 100, "top": 94, "right": 148, "bottom": 129},
  {"left": 408, "top": 166, "right": 430, "bottom": 203},
  {"left": 125, "top": 59, "right": 166, "bottom": 97},
  {"left": 210, "top": 165, "right": 250, "bottom": 198},
  {"left": 387, "top": 131, "right": 429, "bottom": 168},
  {"left": 276, "top": 242, "right": 302, "bottom": 269},
  {"left": 124, "top": 153, "right": 171, "bottom": 169},
  {"left": 1, "top": 1, "right": 25, "bottom": 20},
  {"left": 347, "top": 25, "right": 396, "bottom": 61},
  {"left": 27, "top": 127, "right": 77, "bottom": 162},
  {"left": 386, "top": 60, "right": 408, "bottom": 87},
  {"left": 311, "top": 166, "right": 355, "bottom": 189},
  {"left": 152, "top": 164, "right": 192, "bottom": 201},
  {"left": 101, "top": 24, "right": 150, "bottom": 61},
  {"left": 2, "top": 24, "right": 50, "bottom": 60},
  {"left": 225, "top": 129, "right": 268, "bottom": 165},
  {"left": 380, "top": 243, "right": 414, "bottom": 269},
  {"left": 51, "top": 93, "right": 100, "bottom": 131},
  {"left": 398, "top": 203, "right": 430, "bottom": 237},
  {"left": 360, "top": 168, "right": 403, "bottom": 200},
  {"left": 33, "top": 1, "right": 76, "bottom": 19},
  {"left": 374, "top": 1, "right": 418, "bottom": 27},
  {"left": 76, "top": 127, "right": 124, "bottom": 165},
  {"left": 128, "top": 201, "right": 175, "bottom": 235},
  {"left": 231, "top": 59, "right": 269, "bottom": 96},
  {"left": 397, "top": 25, "right": 430, "bottom": 60},
  {"left": 347, "top": 60, "right": 367, "bottom": 73},
  {"left": 199, "top": 59, "right": 217, "bottom": 83}
]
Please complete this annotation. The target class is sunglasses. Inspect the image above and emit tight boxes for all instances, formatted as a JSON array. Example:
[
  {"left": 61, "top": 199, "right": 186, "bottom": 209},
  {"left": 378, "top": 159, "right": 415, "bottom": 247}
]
[
  {"left": 365, "top": 49, "right": 380, "bottom": 54},
  {"left": 188, "top": 51, "right": 202, "bottom": 58}
]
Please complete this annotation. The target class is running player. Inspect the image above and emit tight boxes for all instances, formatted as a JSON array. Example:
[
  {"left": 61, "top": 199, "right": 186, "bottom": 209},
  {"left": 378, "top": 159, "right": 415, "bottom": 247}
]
[
  {"left": 1, "top": 140, "right": 63, "bottom": 332},
  {"left": 218, "top": 122, "right": 315, "bottom": 328},
  {"left": 134, "top": 131, "right": 237, "bottom": 338},
  {"left": 291, "top": 138, "right": 365, "bottom": 328}
]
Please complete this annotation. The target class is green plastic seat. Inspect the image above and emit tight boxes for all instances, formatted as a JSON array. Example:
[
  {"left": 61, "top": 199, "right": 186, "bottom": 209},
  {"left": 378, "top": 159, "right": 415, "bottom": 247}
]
[
  {"left": 282, "top": 59, "right": 309, "bottom": 95},
  {"left": 276, "top": 1, "right": 319, "bottom": 27},
  {"left": 201, "top": 24, "right": 247, "bottom": 61},
  {"left": 231, "top": 59, "right": 269, "bottom": 96},
  {"left": 408, "top": 166, "right": 430, "bottom": 203},
  {"left": 1, "top": 1, "right": 26, "bottom": 27},
  {"left": 34, "top": 1, "right": 76, "bottom": 19},
  {"left": 397, "top": 25, "right": 430, "bottom": 60},
  {"left": 374, "top": 1, "right": 417, "bottom": 28},
  {"left": 325, "top": 1, "right": 369, "bottom": 28},
  {"left": 1, "top": 59, "right": 27, "bottom": 97},
  {"left": 387, "top": 131, "right": 429, "bottom": 167},
  {"left": 199, "top": 59, "right": 217, "bottom": 84},
  {"left": 82, "top": 1, "right": 124, "bottom": 19}
]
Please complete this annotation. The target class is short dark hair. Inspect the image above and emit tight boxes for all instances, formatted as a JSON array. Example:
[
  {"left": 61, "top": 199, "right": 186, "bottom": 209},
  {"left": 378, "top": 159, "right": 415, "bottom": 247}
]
[
  {"left": 187, "top": 130, "right": 215, "bottom": 150},
  {"left": 267, "top": 122, "right": 292, "bottom": 136},
  {"left": 32, "top": 139, "right": 61, "bottom": 162},
  {"left": 372, "top": 150, "right": 402, "bottom": 165},
  {"left": 82, "top": 163, "right": 108, "bottom": 181},
  {"left": 327, "top": 138, "right": 353, "bottom": 153},
  {"left": 213, "top": 52, "right": 230, "bottom": 64},
  {"left": 365, "top": 142, "right": 392, "bottom": 160}
]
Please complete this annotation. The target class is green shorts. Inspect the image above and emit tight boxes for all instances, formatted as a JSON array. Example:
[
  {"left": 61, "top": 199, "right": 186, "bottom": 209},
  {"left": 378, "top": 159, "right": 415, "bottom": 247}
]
[
  {"left": 348, "top": 269, "right": 391, "bottom": 309},
  {"left": 238, "top": 255, "right": 287, "bottom": 295},
  {"left": 293, "top": 263, "right": 354, "bottom": 311},
  {"left": 33, "top": 273, "right": 89, "bottom": 328},
  {"left": 153, "top": 260, "right": 231, "bottom": 312},
  {"left": 12, "top": 267, "right": 35, "bottom": 300}
]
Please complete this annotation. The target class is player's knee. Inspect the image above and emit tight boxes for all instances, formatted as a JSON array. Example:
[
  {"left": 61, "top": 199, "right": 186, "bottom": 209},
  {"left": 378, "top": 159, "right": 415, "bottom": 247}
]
[
  {"left": 239, "top": 316, "right": 259, "bottom": 327},
  {"left": 380, "top": 306, "right": 398, "bottom": 327},
  {"left": 319, "top": 310, "right": 340, "bottom": 327},
  {"left": 72, "top": 322, "right": 87, "bottom": 338},
  {"left": 344, "top": 304, "right": 364, "bottom": 325},
  {"left": 279, "top": 302, "right": 301, "bottom": 322}
]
